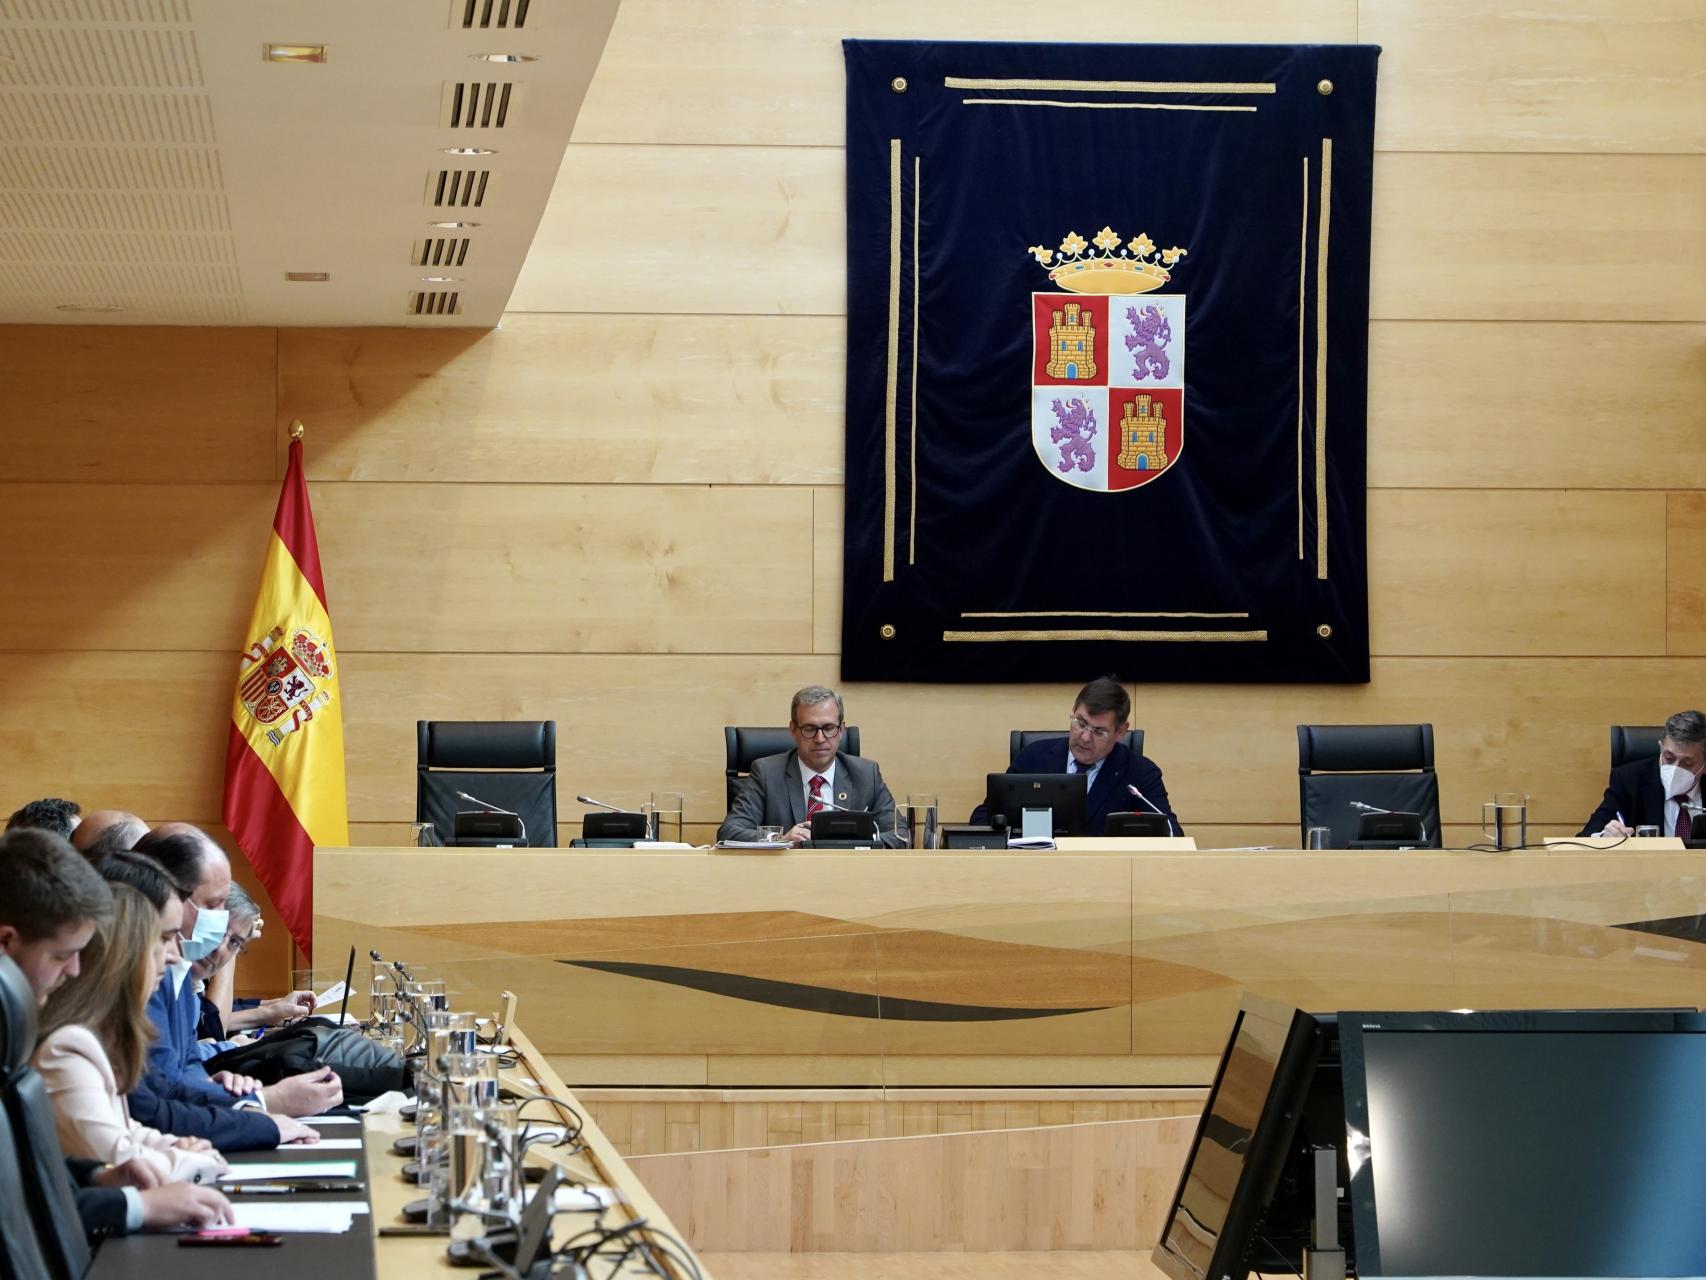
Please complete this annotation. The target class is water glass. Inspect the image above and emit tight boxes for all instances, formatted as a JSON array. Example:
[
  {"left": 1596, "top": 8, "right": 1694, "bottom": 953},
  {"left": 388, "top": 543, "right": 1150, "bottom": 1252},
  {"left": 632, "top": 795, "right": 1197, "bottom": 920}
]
[
  {"left": 1481, "top": 792, "right": 1529, "bottom": 850},
  {"left": 903, "top": 794, "right": 939, "bottom": 849},
  {"left": 1636, "top": 824, "right": 1661, "bottom": 838},
  {"left": 643, "top": 791, "right": 684, "bottom": 842},
  {"left": 1305, "top": 826, "right": 1332, "bottom": 850}
]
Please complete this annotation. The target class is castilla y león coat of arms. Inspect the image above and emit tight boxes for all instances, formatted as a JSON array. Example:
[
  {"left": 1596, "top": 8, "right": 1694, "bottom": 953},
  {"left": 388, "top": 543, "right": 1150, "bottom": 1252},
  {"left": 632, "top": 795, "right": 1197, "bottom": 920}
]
[{"left": 1029, "top": 226, "right": 1186, "bottom": 492}]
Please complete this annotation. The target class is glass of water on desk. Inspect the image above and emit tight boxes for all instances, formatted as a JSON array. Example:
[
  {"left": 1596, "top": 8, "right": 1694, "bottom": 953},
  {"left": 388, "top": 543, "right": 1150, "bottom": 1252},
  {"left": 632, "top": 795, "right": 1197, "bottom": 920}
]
[{"left": 644, "top": 791, "right": 684, "bottom": 842}]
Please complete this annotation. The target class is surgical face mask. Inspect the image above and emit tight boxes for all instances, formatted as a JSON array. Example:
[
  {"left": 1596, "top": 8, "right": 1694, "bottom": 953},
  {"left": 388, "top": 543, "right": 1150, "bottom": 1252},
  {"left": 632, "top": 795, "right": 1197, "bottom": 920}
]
[
  {"left": 178, "top": 906, "right": 230, "bottom": 963},
  {"left": 1661, "top": 762, "right": 1701, "bottom": 800}
]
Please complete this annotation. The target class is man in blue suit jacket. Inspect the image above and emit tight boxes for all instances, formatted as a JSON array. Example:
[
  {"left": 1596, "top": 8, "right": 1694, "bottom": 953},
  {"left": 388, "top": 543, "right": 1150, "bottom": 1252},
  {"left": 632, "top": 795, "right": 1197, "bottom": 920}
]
[{"left": 972, "top": 677, "right": 1182, "bottom": 837}]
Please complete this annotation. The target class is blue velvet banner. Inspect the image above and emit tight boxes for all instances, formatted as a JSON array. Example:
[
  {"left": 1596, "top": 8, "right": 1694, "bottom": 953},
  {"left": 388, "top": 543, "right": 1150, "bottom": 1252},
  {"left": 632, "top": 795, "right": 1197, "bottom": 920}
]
[{"left": 842, "top": 40, "right": 1379, "bottom": 683}]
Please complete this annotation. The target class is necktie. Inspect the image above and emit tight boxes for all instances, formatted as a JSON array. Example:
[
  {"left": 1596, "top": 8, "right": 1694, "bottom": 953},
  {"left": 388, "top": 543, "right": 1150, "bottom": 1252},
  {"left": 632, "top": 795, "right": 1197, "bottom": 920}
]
[
  {"left": 1678, "top": 795, "right": 1694, "bottom": 841},
  {"left": 807, "top": 774, "right": 827, "bottom": 817}
]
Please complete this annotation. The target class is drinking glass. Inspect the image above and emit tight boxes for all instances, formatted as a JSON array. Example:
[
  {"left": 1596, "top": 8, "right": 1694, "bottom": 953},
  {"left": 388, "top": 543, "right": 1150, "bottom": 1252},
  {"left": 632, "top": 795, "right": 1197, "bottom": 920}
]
[
  {"left": 1481, "top": 792, "right": 1529, "bottom": 850},
  {"left": 903, "top": 795, "right": 939, "bottom": 849},
  {"left": 1636, "top": 825, "right": 1661, "bottom": 838},
  {"left": 1305, "top": 826, "right": 1332, "bottom": 850},
  {"left": 643, "top": 791, "right": 684, "bottom": 842}
]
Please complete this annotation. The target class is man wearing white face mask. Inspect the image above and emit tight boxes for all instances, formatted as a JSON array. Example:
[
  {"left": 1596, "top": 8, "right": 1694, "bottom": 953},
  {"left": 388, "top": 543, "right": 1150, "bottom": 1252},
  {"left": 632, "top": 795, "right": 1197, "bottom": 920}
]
[
  {"left": 130, "top": 827, "right": 341, "bottom": 1123},
  {"left": 1581, "top": 710, "right": 1706, "bottom": 839}
]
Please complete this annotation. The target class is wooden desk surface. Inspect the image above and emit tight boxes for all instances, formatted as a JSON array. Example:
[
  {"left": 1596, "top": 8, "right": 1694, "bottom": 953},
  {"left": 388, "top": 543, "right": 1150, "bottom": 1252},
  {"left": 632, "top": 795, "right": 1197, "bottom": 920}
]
[{"left": 317, "top": 844, "right": 1706, "bottom": 1087}]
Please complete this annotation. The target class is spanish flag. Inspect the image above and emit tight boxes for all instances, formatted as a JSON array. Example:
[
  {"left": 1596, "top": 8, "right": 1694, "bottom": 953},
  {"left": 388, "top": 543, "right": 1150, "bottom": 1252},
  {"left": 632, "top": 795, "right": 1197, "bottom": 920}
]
[{"left": 222, "top": 430, "right": 348, "bottom": 960}]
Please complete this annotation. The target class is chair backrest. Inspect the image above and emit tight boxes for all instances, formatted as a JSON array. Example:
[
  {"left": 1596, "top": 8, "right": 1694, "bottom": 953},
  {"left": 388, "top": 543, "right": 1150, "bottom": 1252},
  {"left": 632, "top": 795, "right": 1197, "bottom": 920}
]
[
  {"left": 1009, "top": 728, "right": 1142, "bottom": 765},
  {"left": 1296, "top": 724, "right": 1441, "bottom": 849},
  {"left": 416, "top": 721, "right": 558, "bottom": 848},
  {"left": 0, "top": 953, "right": 90, "bottom": 1280},
  {"left": 723, "top": 726, "right": 861, "bottom": 812},
  {"left": 1611, "top": 725, "right": 1666, "bottom": 771}
]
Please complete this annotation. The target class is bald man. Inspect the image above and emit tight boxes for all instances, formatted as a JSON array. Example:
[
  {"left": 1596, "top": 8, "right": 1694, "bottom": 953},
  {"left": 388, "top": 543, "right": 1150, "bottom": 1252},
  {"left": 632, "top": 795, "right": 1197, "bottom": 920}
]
[{"left": 71, "top": 808, "right": 148, "bottom": 855}]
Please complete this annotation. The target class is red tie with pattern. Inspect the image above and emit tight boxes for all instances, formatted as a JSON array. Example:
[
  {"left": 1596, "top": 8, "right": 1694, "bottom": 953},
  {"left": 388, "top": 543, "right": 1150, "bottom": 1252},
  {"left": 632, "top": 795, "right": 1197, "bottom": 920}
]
[
  {"left": 807, "top": 774, "right": 827, "bottom": 818},
  {"left": 1678, "top": 794, "right": 1694, "bottom": 841}
]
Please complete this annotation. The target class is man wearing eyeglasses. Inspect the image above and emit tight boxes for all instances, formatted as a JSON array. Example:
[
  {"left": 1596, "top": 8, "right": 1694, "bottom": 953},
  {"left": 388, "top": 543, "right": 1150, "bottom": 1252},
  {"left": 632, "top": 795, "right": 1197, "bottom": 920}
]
[
  {"left": 973, "top": 676, "right": 1182, "bottom": 836},
  {"left": 718, "top": 684, "right": 907, "bottom": 847}
]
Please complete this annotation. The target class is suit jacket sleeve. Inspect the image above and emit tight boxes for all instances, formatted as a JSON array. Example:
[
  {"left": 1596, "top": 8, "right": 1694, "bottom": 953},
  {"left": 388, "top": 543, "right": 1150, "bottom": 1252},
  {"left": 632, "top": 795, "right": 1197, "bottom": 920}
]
[
  {"left": 73, "top": 1182, "right": 131, "bottom": 1241},
  {"left": 127, "top": 1072, "right": 280, "bottom": 1152},
  {"left": 863, "top": 760, "right": 907, "bottom": 849},
  {"left": 1131, "top": 755, "right": 1182, "bottom": 835},
  {"left": 717, "top": 770, "right": 769, "bottom": 842},
  {"left": 1579, "top": 761, "right": 1650, "bottom": 836}
]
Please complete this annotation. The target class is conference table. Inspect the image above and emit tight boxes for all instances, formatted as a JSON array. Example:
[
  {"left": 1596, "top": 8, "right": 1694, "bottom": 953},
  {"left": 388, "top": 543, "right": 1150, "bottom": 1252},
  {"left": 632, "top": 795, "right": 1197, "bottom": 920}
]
[
  {"left": 315, "top": 839, "right": 1706, "bottom": 1088},
  {"left": 88, "top": 1021, "right": 703, "bottom": 1279}
]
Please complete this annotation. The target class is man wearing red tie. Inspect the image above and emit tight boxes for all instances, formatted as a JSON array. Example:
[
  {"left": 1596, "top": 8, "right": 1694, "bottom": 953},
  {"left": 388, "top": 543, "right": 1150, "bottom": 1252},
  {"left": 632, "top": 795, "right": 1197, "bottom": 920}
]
[
  {"left": 1582, "top": 710, "right": 1705, "bottom": 839},
  {"left": 717, "top": 685, "right": 906, "bottom": 848}
]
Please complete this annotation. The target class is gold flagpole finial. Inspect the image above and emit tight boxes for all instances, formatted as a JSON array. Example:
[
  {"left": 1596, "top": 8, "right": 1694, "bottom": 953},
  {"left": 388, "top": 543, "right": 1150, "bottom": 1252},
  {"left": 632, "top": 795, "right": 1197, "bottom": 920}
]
[{"left": 289, "top": 419, "right": 306, "bottom": 440}]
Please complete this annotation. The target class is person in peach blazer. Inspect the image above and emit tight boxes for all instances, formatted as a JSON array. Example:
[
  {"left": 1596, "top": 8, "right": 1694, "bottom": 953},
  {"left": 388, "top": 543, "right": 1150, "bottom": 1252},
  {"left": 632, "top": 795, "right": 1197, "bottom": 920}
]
[{"left": 34, "top": 881, "right": 227, "bottom": 1183}]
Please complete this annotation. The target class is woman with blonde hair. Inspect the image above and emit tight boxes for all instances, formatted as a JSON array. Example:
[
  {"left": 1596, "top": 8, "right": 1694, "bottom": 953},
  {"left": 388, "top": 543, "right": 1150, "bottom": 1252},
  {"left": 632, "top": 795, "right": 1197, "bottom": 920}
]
[{"left": 35, "top": 879, "right": 226, "bottom": 1184}]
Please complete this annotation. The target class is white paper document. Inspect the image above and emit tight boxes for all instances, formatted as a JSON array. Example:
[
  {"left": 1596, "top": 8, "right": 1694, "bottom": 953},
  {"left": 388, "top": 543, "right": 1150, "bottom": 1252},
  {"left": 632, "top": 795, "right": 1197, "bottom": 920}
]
[
  {"left": 220, "top": 1160, "right": 359, "bottom": 1182},
  {"left": 297, "top": 1136, "right": 363, "bottom": 1150},
  {"left": 313, "top": 981, "right": 350, "bottom": 1009},
  {"left": 299, "top": 1114, "right": 361, "bottom": 1127},
  {"left": 228, "top": 1201, "right": 369, "bottom": 1234}
]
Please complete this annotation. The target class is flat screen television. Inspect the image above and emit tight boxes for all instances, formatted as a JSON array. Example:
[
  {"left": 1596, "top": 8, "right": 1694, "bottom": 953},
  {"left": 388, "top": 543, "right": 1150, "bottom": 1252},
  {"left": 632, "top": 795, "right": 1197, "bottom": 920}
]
[
  {"left": 1339, "top": 1008, "right": 1706, "bottom": 1277},
  {"left": 983, "top": 772, "right": 1087, "bottom": 837},
  {"left": 1152, "top": 995, "right": 1327, "bottom": 1280}
]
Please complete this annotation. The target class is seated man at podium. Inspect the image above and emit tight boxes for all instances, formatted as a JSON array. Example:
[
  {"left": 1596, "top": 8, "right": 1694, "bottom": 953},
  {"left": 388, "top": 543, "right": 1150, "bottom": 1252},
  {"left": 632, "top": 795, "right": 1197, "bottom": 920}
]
[
  {"left": 718, "top": 685, "right": 906, "bottom": 847},
  {"left": 1581, "top": 709, "right": 1705, "bottom": 838},
  {"left": 972, "top": 677, "right": 1182, "bottom": 837}
]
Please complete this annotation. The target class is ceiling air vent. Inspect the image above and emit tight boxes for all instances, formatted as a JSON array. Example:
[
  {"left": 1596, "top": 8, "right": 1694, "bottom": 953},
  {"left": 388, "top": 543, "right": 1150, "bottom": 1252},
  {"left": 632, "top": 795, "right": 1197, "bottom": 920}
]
[
  {"left": 440, "top": 81, "right": 522, "bottom": 129},
  {"left": 407, "top": 290, "right": 462, "bottom": 317},
  {"left": 411, "top": 237, "right": 471, "bottom": 268},
  {"left": 426, "top": 168, "right": 492, "bottom": 208},
  {"left": 453, "top": 0, "right": 530, "bottom": 29}
]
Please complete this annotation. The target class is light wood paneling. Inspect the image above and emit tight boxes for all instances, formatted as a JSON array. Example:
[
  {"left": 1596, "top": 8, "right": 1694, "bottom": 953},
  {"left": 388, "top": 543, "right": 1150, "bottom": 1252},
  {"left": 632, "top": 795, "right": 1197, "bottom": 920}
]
[
  {"left": 1369, "top": 323, "right": 1706, "bottom": 489},
  {"left": 1370, "top": 154, "right": 1706, "bottom": 322},
  {"left": 571, "top": 0, "right": 1358, "bottom": 147},
  {"left": 0, "top": 326, "right": 277, "bottom": 483},
  {"left": 629, "top": 1115, "right": 1202, "bottom": 1252},
  {"left": 702, "top": 1252, "right": 1159, "bottom": 1280},
  {"left": 1364, "top": 0, "right": 1706, "bottom": 154},
  {"left": 278, "top": 318, "right": 844, "bottom": 485},
  {"left": 515, "top": 148, "right": 1706, "bottom": 323},
  {"left": 1367, "top": 491, "right": 1667, "bottom": 656},
  {"left": 1668, "top": 493, "right": 1706, "bottom": 655}
]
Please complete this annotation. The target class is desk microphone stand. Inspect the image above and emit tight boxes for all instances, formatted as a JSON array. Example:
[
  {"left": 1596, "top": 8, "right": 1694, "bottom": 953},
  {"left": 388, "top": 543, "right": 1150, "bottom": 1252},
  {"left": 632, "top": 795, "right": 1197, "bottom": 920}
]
[{"left": 1304, "top": 1146, "right": 1345, "bottom": 1280}]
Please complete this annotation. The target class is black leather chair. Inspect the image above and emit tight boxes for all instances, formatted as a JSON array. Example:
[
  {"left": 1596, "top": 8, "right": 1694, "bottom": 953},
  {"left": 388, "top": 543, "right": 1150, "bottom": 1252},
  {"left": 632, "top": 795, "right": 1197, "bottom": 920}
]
[
  {"left": 1297, "top": 724, "right": 1442, "bottom": 849},
  {"left": 0, "top": 953, "right": 90, "bottom": 1280},
  {"left": 416, "top": 721, "right": 558, "bottom": 847},
  {"left": 723, "top": 726, "right": 860, "bottom": 812},
  {"left": 1611, "top": 725, "right": 1666, "bottom": 771},
  {"left": 1009, "top": 728, "right": 1142, "bottom": 765}
]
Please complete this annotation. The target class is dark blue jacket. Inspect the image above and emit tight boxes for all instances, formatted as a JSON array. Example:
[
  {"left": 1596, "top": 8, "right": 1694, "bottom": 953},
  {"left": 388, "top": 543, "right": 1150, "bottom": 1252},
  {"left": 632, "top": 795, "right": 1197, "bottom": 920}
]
[
  {"left": 128, "top": 971, "right": 279, "bottom": 1151},
  {"left": 972, "top": 737, "right": 1181, "bottom": 836}
]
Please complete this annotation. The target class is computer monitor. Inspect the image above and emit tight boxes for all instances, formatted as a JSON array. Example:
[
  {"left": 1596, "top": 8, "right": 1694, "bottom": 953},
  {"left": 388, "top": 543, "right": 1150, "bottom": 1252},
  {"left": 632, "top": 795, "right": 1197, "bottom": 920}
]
[
  {"left": 1152, "top": 995, "right": 1328, "bottom": 1280},
  {"left": 1339, "top": 1008, "right": 1706, "bottom": 1277},
  {"left": 983, "top": 772, "right": 1087, "bottom": 837}
]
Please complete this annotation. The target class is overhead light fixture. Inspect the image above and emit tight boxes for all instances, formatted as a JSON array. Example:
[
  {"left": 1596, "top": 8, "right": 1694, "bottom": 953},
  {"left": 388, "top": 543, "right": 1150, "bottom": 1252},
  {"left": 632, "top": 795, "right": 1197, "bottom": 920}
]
[
  {"left": 56, "top": 303, "right": 125, "bottom": 313},
  {"left": 263, "top": 43, "right": 327, "bottom": 63},
  {"left": 428, "top": 220, "right": 481, "bottom": 229},
  {"left": 285, "top": 271, "right": 330, "bottom": 282},
  {"left": 419, "top": 276, "right": 462, "bottom": 283},
  {"left": 442, "top": 146, "right": 498, "bottom": 156},
  {"left": 469, "top": 52, "right": 536, "bottom": 63}
]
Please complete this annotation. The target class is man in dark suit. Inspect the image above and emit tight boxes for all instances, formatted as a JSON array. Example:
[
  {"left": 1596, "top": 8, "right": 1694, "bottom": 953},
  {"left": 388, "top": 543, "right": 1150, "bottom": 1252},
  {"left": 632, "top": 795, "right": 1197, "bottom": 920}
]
[
  {"left": 972, "top": 677, "right": 1182, "bottom": 837},
  {"left": 718, "top": 685, "right": 906, "bottom": 847},
  {"left": 1581, "top": 709, "right": 1706, "bottom": 838}
]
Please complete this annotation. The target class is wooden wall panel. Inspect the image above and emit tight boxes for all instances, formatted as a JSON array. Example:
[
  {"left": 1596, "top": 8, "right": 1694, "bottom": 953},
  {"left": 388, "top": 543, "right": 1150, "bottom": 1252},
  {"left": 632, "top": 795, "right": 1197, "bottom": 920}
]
[
  {"left": 1668, "top": 494, "right": 1706, "bottom": 654},
  {"left": 278, "top": 318, "right": 844, "bottom": 485},
  {"left": 1368, "top": 323, "right": 1706, "bottom": 490},
  {"left": 572, "top": 0, "right": 1359, "bottom": 148},
  {"left": 1363, "top": 0, "right": 1706, "bottom": 154},
  {"left": 0, "top": 326, "right": 276, "bottom": 483}
]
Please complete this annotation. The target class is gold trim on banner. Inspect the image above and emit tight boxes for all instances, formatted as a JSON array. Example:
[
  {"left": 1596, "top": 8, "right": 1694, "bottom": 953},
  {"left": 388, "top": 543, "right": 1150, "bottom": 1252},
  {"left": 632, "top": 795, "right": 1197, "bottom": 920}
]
[
  {"left": 882, "top": 138, "right": 901, "bottom": 583},
  {"left": 945, "top": 76, "right": 1275, "bottom": 94},
  {"left": 1314, "top": 138, "right": 1333, "bottom": 581},
  {"left": 959, "top": 97, "right": 1257, "bottom": 113},
  {"left": 961, "top": 611, "right": 1251, "bottom": 619},
  {"left": 944, "top": 629, "right": 1269, "bottom": 644},
  {"left": 909, "top": 153, "right": 920, "bottom": 568},
  {"left": 1297, "top": 154, "right": 1309, "bottom": 562}
]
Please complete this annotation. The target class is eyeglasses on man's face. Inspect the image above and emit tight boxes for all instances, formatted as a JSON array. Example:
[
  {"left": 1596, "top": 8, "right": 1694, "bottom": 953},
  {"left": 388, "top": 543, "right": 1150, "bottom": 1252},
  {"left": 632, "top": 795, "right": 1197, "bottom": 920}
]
[
  {"left": 793, "top": 722, "right": 844, "bottom": 741},
  {"left": 1069, "top": 713, "right": 1115, "bottom": 741}
]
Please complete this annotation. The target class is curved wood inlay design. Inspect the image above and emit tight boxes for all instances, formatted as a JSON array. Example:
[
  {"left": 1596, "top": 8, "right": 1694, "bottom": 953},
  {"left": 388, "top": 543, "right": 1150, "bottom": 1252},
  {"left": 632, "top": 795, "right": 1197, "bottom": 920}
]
[{"left": 560, "top": 959, "right": 1111, "bottom": 1021}]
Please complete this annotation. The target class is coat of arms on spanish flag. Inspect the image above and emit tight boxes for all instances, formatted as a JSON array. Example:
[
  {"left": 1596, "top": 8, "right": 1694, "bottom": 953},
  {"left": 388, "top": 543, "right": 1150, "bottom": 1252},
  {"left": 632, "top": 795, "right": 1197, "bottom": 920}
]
[{"left": 222, "top": 426, "right": 348, "bottom": 960}]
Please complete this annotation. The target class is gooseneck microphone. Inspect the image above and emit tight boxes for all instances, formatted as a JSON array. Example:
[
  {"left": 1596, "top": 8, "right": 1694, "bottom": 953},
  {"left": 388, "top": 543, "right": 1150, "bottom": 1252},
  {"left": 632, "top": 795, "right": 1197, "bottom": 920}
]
[
  {"left": 454, "top": 789, "right": 527, "bottom": 843},
  {"left": 1348, "top": 800, "right": 1391, "bottom": 815},
  {"left": 1126, "top": 784, "right": 1179, "bottom": 836},
  {"left": 575, "top": 794, "right": 641, "bottom": 814}
]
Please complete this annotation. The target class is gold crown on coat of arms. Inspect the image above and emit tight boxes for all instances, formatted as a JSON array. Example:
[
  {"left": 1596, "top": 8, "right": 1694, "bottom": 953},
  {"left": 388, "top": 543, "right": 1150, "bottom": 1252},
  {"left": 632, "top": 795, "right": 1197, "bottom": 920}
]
[{"left": 1028, "top": 226, "right": 1188, "bottom": 296}]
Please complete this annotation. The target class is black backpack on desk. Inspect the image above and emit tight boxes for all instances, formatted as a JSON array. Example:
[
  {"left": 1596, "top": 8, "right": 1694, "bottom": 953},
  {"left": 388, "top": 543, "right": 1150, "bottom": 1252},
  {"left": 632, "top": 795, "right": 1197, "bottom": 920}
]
[{"left": 204, "top": 1020, "right": 406, "bottom": 1105}]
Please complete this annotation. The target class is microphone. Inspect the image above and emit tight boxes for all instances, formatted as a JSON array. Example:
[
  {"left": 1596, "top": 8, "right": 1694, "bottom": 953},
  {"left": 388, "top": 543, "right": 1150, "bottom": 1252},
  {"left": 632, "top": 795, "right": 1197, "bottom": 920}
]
[
  {"left": 1348, "top": 800, "right": 1391, "bottom": 814},
  {"left": 1126, "top": 784, "right": 1179, "bottom": 836},
  {"left": 576, "top": 793, "right": 641, "bottom": 814},
  {"left": 454, "top": 789, "right": 527, "bottom": 843}
]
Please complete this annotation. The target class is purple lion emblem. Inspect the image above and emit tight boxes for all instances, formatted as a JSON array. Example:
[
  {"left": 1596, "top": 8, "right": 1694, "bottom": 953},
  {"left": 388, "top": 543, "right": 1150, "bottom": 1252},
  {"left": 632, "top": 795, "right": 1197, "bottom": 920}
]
[
  {"left": 1124, "top": 305, "right": 1172, "bottom": 381},
  {"left": 1049, "top": 397, "right": 1097, "bottom": 473}
]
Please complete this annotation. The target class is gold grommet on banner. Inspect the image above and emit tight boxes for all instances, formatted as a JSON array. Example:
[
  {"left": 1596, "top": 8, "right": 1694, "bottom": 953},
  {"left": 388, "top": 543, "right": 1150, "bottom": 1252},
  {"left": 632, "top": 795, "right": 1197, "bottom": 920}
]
[
  {"left": 1316, "top": 623, "right": 1334, "bottom": 639},
  {"left": 879, "top": 624, "right": 897, "bottom": 639},
  {"left": 890, "top": 76, "right": 908, "bottom": 93},
  {"left": 1317, "top": 79, "right": 1334, "bottom": 95}
]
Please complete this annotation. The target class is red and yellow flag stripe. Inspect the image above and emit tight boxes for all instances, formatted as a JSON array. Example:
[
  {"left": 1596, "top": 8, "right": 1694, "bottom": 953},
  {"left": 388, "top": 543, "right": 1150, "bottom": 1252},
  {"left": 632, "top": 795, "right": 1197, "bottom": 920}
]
[{"left": 221, "top": 435, "right": 348, "bottom": 960}]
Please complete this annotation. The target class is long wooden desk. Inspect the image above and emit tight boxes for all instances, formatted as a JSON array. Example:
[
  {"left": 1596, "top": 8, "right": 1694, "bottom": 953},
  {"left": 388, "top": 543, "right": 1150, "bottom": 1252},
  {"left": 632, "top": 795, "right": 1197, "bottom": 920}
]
[{"left": 316, "top": 844, "right": 1706, "bottom": 1087}]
